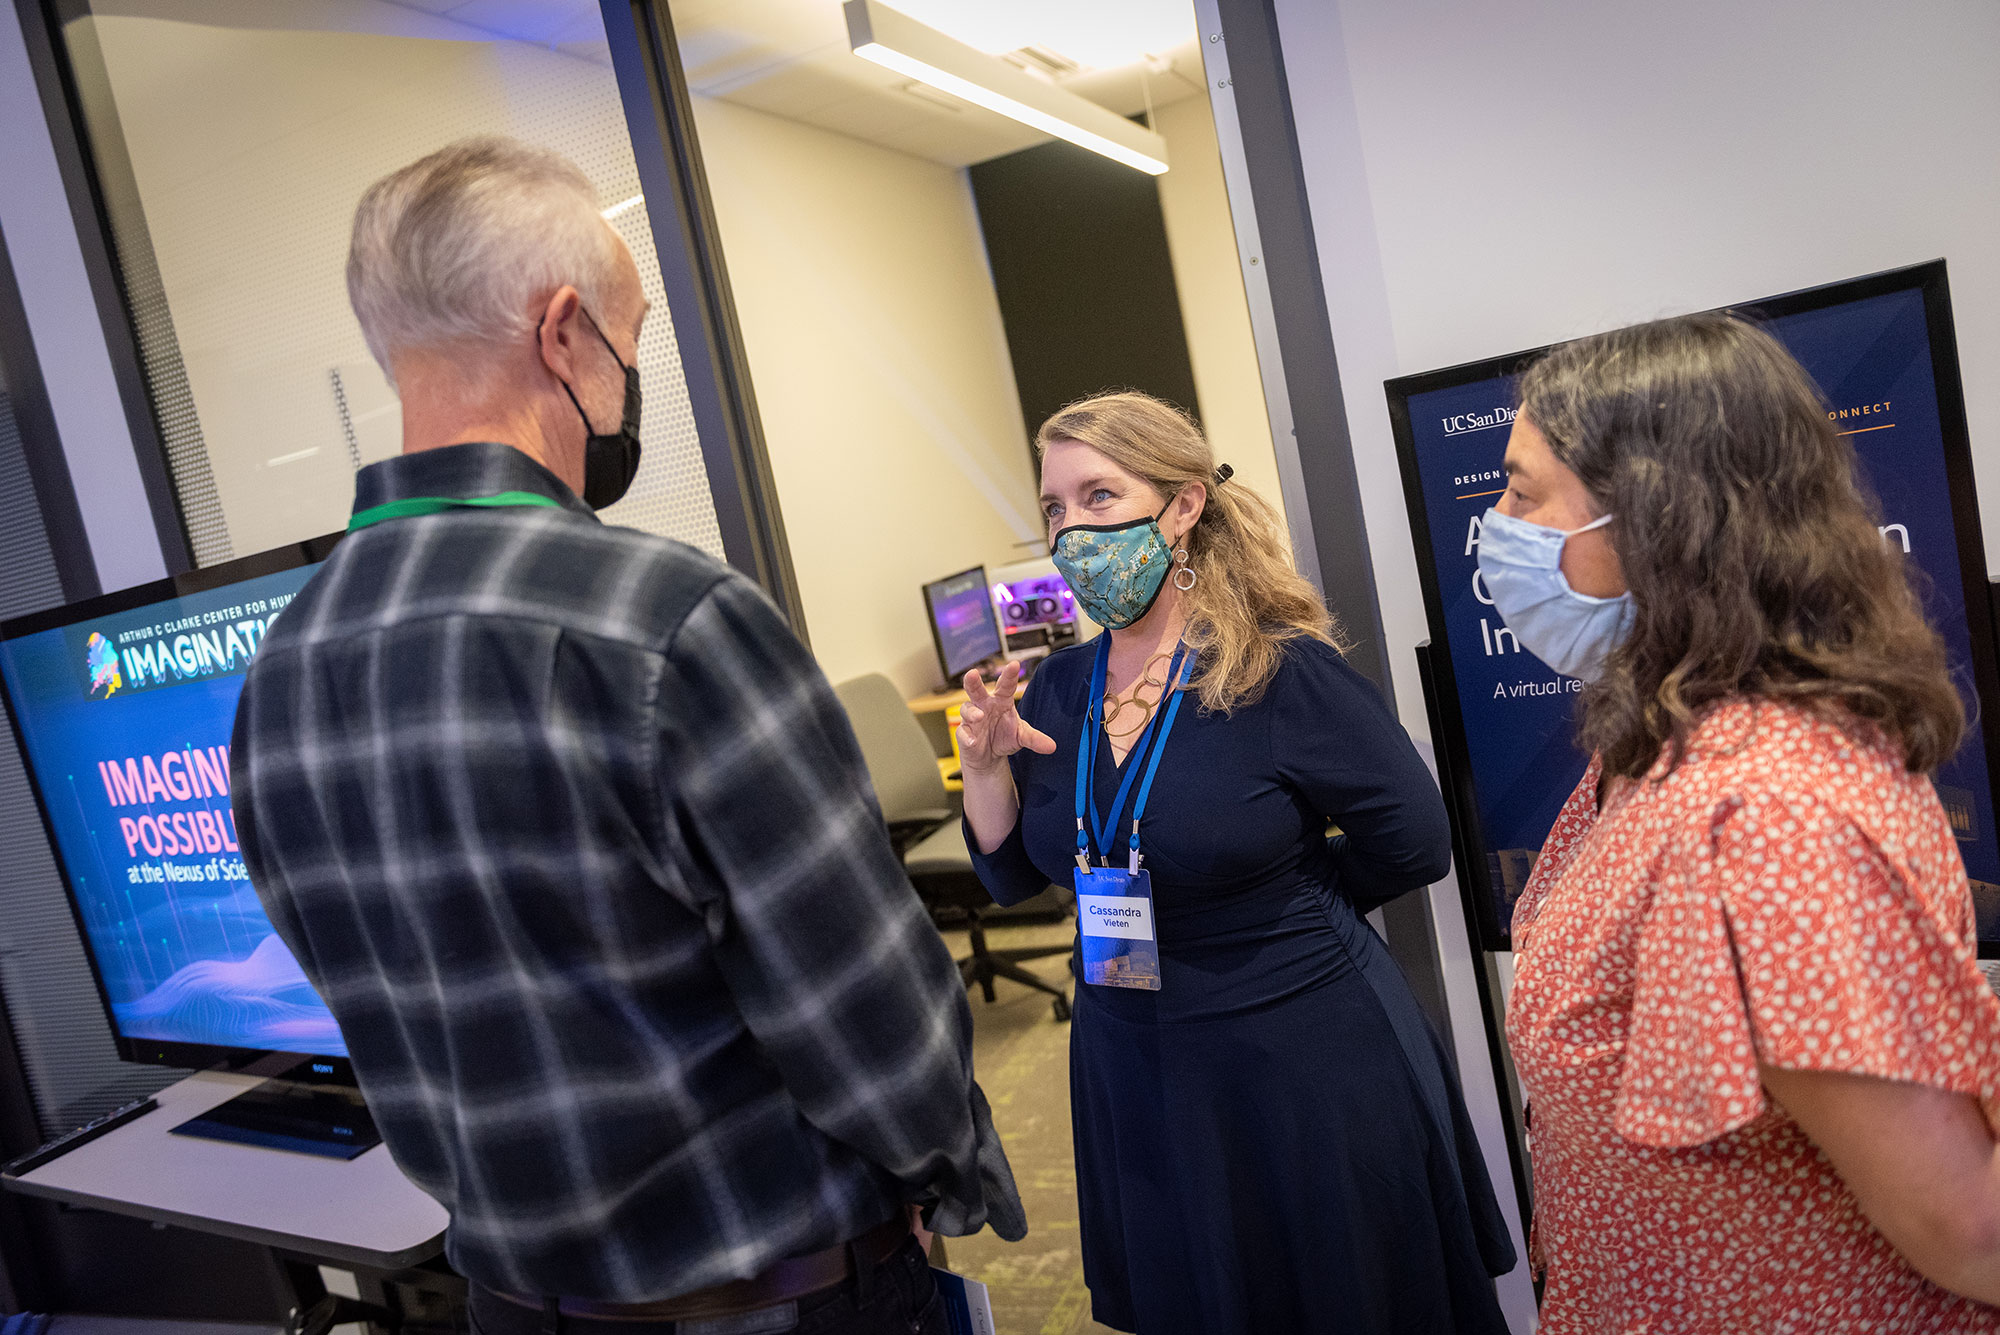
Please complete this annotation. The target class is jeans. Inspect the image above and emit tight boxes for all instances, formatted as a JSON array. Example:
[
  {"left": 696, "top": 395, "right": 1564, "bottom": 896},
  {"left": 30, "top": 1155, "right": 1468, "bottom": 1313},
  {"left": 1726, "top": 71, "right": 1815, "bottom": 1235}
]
[{"left": 467, "top": 1237, "right": 948, "bottom": 1335}]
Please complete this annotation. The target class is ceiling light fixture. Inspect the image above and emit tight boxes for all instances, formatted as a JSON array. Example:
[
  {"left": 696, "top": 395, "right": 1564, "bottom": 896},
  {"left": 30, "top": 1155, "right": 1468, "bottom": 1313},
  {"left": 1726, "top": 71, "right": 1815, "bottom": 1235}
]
[{"left": 843, "top": 0, "right": 1169, "bottom": 175}]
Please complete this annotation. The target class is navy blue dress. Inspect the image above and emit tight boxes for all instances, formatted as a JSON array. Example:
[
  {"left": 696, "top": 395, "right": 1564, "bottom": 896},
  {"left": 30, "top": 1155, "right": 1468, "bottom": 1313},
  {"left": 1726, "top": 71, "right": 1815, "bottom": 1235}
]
[{"left": 967, "top": 637, "right": 1516, "bottom": 1334}]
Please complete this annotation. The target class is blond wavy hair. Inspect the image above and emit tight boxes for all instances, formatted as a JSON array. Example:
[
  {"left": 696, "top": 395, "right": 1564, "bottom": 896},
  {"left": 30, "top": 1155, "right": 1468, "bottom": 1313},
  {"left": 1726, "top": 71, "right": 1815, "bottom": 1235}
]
[{"left": 1037, "top": 392, "right": 1341, "bottom": 712}]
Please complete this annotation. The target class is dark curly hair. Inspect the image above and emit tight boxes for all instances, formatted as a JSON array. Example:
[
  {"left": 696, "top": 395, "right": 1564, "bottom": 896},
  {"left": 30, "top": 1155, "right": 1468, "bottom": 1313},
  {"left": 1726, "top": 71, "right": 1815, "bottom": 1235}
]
[{"left": 1517, "top": 311, "right": 1964, "bottom": 780}]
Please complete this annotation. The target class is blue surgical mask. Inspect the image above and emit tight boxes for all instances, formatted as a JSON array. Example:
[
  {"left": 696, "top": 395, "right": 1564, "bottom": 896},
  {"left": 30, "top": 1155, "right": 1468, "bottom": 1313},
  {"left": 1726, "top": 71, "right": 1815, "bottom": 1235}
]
[
  {"left": 1052, "top": 504, "right": 1174, "bottom": 631},
  {"left": 1476, "top": 508, "right": 1634, "bottom": 681}
]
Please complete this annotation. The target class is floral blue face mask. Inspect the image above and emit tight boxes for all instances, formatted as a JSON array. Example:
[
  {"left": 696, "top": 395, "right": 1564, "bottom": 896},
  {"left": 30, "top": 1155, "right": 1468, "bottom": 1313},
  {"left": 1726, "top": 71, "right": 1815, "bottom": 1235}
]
[
  {"left": 1475, "top": 507, "right": 1634, "bottom": 681},
  {"left": 1051, "top": 504, "right": 1174, "bottom": 630}
]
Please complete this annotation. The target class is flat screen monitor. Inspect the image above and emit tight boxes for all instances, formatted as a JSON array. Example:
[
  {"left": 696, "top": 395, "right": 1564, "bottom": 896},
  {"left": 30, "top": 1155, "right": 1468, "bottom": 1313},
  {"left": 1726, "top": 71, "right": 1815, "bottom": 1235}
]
[
  {"left": 1387, "top": 261, "right": 2000, "bottom": 953},
  {"left": 0, "top": 535, "right": 347, "bottom": 1071},
  {"left": 924, "top": 566, "right": 1005, "bottom": 685}
]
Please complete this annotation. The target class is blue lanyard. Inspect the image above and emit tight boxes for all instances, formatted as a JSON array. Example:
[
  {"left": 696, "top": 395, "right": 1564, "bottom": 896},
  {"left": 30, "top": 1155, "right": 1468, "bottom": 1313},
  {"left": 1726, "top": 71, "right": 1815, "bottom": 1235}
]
[{"left": 1075, "top": 637, "right": 1193, "bottom": 870}]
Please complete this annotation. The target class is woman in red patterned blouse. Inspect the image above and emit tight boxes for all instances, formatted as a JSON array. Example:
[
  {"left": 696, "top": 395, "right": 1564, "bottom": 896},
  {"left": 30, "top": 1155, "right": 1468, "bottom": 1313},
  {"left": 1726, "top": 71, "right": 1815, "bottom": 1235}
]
[{"left": 1494, "top": 313, "right": 2000, "bottom": 1332}]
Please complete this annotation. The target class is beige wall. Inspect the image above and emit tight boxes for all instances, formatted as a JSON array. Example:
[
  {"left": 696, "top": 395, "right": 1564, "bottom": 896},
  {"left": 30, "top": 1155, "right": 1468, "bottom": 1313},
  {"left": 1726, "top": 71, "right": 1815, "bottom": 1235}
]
[
  {"left": 693, "top": 92, "right": 1286, "bottom": 698},
  {"left": 1153, "top": 96, "right": 1290, "bottom": 544},
  {"left": 692, "top": 95, "right": 1043, "bottom": 697}
]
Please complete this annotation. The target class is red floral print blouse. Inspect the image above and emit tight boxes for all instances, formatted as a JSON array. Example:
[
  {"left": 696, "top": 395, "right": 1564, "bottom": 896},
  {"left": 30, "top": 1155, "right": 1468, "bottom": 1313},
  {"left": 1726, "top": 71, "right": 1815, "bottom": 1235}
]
[{"left": 1510, "top": 698, "right": 2000, "bottom": 1333}]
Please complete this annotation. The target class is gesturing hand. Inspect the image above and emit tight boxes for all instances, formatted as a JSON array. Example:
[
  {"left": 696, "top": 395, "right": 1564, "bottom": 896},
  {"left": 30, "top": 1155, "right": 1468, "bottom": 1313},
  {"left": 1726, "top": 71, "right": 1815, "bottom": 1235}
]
[{"left": 957, "top": 660, "right": 1057, "bottom": 775}]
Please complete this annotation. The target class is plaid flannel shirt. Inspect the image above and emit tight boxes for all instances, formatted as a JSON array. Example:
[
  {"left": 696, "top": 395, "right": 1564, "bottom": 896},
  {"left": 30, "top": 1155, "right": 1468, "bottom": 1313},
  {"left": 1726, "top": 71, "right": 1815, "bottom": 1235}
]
[{"left": 230, "top": 442, "right": 1023, "bottom": 1302}]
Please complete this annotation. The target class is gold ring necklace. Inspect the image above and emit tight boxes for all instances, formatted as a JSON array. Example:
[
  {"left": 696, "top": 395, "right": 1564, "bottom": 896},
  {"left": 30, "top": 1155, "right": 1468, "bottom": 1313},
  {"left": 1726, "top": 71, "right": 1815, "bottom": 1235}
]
[{"left": 1102, "top": 650, "right": 1174, "bottom": 739}]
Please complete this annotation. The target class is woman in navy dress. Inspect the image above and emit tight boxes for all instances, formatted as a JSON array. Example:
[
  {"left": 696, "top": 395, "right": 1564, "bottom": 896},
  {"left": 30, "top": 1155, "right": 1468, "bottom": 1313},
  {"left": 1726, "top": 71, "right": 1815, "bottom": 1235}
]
[{"left": 958, "top": 393, "right": 1515, "bottom": 1334}]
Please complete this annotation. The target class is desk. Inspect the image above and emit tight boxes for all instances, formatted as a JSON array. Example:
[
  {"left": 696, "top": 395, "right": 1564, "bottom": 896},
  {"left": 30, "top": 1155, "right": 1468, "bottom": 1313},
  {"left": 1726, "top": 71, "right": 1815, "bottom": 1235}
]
[
  {"left": 6, "top": 1070, "right": 450, "bottom": 1327},
  {"left": 5, "top": 1070, "right": 445, "bottom": 1270}
]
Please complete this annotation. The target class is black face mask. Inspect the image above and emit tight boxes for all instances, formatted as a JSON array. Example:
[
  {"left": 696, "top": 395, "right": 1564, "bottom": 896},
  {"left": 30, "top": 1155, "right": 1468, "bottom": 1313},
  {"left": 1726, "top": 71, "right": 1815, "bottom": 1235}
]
[{"left": 550, "top": 307, "right": 643, "bottom": 510}]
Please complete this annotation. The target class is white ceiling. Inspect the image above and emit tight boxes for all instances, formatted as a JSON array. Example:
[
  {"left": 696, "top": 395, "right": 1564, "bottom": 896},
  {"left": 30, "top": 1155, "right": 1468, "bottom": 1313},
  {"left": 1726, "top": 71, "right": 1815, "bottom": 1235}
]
[
  {"left": 101, "top": 0, "right": 1209, "bottom": 171},
  {"left": 669, "top": 0, "right": 1206, "bottom": 168},
  {"left": 891, "top": 0, "right": 1199, "bottom": 69},
  {"left": 385, "top": 0, "right": 1209, "bottom": 169},
  {"left": 380, "top": 0, "right": 606, "bottom": 46}
]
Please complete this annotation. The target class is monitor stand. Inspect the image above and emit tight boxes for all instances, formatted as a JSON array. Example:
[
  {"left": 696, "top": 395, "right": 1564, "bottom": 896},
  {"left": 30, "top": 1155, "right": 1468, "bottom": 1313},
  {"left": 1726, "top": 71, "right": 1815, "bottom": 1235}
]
[{"left": 170, "top": 1054, "right": 381, "bottom": 1160}]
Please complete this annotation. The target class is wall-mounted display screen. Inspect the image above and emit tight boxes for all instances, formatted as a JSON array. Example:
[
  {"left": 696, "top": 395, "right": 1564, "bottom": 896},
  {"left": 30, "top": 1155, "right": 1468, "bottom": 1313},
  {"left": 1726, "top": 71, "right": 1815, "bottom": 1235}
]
[
  {"left": 0, "top": 541, "right": 344, "bottom": 1066},
  {"left": 1388, "top": 262, "right": 2000, "bottom": 951}
]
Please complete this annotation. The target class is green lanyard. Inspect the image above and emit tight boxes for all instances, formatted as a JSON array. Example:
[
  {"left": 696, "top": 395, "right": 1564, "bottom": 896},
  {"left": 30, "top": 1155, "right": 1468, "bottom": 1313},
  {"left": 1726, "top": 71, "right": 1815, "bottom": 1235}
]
[{"left": 346, "top": 491, "right": 564, "bottom": 532}]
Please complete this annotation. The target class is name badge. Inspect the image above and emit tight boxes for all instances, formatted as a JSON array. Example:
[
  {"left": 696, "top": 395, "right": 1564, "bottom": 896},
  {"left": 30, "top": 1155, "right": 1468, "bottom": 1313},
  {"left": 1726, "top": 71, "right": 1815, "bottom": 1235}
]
[
  {"left": 1078, "top": 895, "right": 1155, "bottom": 941},
  {"left": 1073, "top": 866, "right": 1161, "bottom": 991}
]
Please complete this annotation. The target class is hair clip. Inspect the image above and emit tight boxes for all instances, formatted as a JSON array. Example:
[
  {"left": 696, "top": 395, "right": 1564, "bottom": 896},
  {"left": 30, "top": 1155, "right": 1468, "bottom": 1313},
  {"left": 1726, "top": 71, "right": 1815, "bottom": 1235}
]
[{"left": 1213, "top": 463, "right": 1234, "bottom": 485}]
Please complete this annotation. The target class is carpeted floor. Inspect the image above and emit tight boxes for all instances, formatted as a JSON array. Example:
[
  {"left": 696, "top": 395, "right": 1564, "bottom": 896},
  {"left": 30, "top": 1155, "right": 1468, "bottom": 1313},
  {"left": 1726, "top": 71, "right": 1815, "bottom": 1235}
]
[{"left": 934, "top": 919, "right": 1122, "bottom": 1335}]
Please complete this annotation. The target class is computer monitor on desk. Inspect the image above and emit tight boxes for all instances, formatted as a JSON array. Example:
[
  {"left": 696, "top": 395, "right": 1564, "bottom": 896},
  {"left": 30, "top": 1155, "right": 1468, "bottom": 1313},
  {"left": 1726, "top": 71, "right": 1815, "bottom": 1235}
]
[
  {"left": 0, "top": 535, "right": 377, "bottom": 1157},
  {"left": 923, "top": 566, "right": 1006, "bottom": 687}
]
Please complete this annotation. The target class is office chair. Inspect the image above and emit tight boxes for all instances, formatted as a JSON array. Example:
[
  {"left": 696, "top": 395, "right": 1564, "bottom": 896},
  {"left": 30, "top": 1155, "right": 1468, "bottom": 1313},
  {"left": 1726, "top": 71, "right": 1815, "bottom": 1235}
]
[{"left": 834, "top": 673, "right": 1072, "bottom": 1022}]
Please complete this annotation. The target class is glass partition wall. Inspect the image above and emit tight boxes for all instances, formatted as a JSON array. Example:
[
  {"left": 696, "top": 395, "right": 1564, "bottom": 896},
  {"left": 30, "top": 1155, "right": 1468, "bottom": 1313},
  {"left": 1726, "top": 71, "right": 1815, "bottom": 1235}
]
[
  {"left": 51, "top": 0, "right": 726, "bottom": 566},
  {"left": 10, "top": 0, "right": 753, "bottom": 1146}
]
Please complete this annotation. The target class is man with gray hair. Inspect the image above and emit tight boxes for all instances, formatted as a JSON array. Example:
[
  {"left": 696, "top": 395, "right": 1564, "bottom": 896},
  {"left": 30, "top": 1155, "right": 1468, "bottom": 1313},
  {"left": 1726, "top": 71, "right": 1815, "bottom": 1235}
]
[{"left": 230, "top": 137, "right": 1023, "bottom": 1333}]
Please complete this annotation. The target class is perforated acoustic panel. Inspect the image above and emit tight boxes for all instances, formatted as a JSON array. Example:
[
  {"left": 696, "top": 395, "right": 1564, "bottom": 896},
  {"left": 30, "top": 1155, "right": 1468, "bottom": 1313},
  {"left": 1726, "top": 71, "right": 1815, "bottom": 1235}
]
[
  {"left": 108, "top": 200, "right": 230, "bottom": 568},
  {"left": 0, "top": 394, "right": 62, "bottom": 615},
  {"left": 0, "top": 392, "right": 181, "bottom": 1137},
  {"left": 87, "top": 16, "right": 723, "bottom": 565},
  {"left": 525, "top": 49, "right": 725, "bottom": 554}
]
